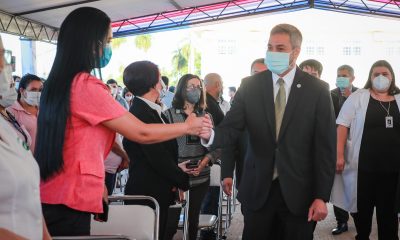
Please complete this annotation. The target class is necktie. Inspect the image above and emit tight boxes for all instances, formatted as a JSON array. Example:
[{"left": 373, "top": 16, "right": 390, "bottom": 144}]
[{"left": 275, "top": 78, "right": 286, "bottom": 140}]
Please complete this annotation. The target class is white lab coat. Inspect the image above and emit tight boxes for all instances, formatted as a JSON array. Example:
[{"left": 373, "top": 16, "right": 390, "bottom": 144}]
[
  {"left": 0, "top": 117, "right": 43, "bottom": 239},
  {"left": 330, "top": 89, "right": 400, "bottom": 213}
]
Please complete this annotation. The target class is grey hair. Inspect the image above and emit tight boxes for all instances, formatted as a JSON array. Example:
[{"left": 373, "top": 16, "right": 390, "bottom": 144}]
[
  {"left": 270, "top": 24, "right": 302, "bottom": 49},
  {"left": 204, "top": 73, "right": 222, "bottom": 86},
  {"left": 337, "top": 64, "right": 354, "bottom": 77}
]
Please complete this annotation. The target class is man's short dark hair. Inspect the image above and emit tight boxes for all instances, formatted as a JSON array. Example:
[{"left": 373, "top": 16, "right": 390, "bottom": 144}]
[
  {"left": 299, "top": 59, "right": 323, "bottom": 76},
  {"left": 161, "top": 76, "right": 169, "bottom": 86},
  {"left": 250, "top": 58, "right": 265, "bottom": 71},
  {"left": 337, "top": 64, "right": 354, "bottom": 77},
  {"left": 123, "top": 61, "right": 159, "bottom": 97},
  {"left": 106, "top": 79, "right": 118, "bottom": 85},
  {"left": 229, "top": 86, "right": 236, "bottom": 93}
]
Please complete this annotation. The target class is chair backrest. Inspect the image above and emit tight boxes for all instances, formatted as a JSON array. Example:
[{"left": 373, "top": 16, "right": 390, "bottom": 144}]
[
  {"left": 209, "top": 164, "right": 221, "bottom": 187},
  {"left": 91, "top": 195, "right": 159, "bottom": 240}
]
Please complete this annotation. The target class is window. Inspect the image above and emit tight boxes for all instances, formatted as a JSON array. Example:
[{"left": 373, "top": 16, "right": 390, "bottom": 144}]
[
  {"left": 317, "top": 47, "right": 325, "bottom": 56},
  {"left": 343, "top": 47, "right": 351, "bottom": 56},
  {"left": 353, "top": 47, "right": 361, "bottom": 56},
  {"left": 306, "top": 46, "right": 314, "bottom": 55},
  {"left": 217, "top": 39, "right": 236, "bottom": 55}
]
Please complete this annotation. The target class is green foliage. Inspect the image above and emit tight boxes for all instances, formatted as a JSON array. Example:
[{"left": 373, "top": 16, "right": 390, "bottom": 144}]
[
  {"left": 170, "top": 41, "right": 202, "bottom": 81},
  {"left": 134, "top": 34, "right": 152, "bottom": 52}
]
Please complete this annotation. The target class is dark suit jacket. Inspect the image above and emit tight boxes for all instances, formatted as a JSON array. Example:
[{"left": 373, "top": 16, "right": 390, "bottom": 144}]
[
  {"left": 123, "top": 97, "right": 189, "bottom": 207},
  {"left": 206, "top": 93, "right": 224, "bottom": 126},
  {"left": 330, "top": 86, "right": 358, "bottom": 118},
  {"left": 212, "top": 68, "right": 336, "bottom": 216}
]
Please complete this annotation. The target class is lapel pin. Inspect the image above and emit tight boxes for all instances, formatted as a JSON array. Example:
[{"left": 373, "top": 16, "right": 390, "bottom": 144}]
[{"left": 297, "top": 84, "right": 301, "bottom": 88}]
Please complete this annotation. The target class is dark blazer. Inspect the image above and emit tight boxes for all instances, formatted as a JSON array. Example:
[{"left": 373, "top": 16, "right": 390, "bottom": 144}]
[
  {"left": 212, "top": 68, "right": 336, "bottom": 216},
  {"left": 123, "top": 97, "right": 189, "bottom": 207},
  {"left": 206, "top": 93, "right": 225, "bottom": 126},
  {"left": 330, "top": 86, "right": 358, "bottom": 118}
]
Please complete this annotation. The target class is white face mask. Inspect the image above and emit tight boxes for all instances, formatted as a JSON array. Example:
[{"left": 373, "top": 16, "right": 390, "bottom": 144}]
[
  {"left": 372, "top": 75, "right": 391, "bottom": 93},
  {"left": 24, "top": 91, "right": 41, "bottom": 106},
  {"left": 125, "top": 95, "right": 133, "bottom": 102},
  {"left": 0, "top": 65, "right": 17, "bottom": 108},
  {"left": 110, "top": 87, "right": 118, "bottom": 96}
]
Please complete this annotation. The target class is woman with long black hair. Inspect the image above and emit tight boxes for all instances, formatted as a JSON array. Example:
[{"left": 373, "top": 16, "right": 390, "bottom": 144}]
[{"left": 35, "top": 7, "right": 209, "bottom": 236}]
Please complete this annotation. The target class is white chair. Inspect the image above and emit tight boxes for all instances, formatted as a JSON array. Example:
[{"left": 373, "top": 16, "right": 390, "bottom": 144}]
[{"left": 91, "top": 195, "right": 159, "bottom": 240}]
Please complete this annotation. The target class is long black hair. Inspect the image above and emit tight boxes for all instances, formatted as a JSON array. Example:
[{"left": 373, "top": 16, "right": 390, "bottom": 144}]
[{"left": 35, "top": 7, "right": 111, "bottom": 180}]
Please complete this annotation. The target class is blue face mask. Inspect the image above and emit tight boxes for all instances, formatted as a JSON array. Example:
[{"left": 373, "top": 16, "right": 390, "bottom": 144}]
[
  {"left": 99, "top": 44, "right": 112, "bottom": 68},
  {"left": 336, "top": 77, "right": 350, "bottom": 90},
  {"left": 265, "top": 51, "right": 290, "bottom": 75}
]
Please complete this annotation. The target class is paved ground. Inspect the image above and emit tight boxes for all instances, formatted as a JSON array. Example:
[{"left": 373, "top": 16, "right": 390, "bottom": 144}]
[{"left": 174, "top": 203, "right": 399, "bottom": 239}]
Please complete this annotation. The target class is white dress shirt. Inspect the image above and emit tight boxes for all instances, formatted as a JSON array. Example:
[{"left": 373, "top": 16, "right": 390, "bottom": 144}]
[
  {"left": 0, "top": 117, "right": 43, "bottom": 239},
  {"left": 137, "top": 97, "right": 166, "bottom": 124},
  {"left": 271, "top": 66, "right": 296, "bottom": 103}
]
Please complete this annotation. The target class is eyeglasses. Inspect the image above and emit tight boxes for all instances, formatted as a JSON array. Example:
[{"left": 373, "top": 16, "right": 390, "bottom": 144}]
[
  {"left": 1, "top": 49, "right": 12, "bottom": 65},
  {"left": 186, "top": 85, "right": 202, "bottom": 90}
]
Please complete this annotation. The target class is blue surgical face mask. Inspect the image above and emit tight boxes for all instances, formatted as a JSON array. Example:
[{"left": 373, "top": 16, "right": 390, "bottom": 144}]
[
  {"left": 372, "top": 75, "right": 391, "bottom": 93},
  {"left": 336, "top": 77, "right": 350, "bottom": 90},
  {"left": 265, "top": 51, "right": 290, "bottom": 75},
  {"left": 99, "top": 44, "right": 112, "bottom": 68}
]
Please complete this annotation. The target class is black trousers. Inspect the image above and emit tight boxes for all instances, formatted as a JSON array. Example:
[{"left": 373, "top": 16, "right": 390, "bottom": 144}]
[
  {"left": 105, "top": 172, "right": 117, "bottom": 195},
  {"left": 42, "top": 204, "right": 91, "bottom": 236},
  {"left": 353, "top": 171, "right": 399, "bottom": 240},
  {"left": 242, "top": 179, "right": 314, "bottom": 240},
  {"left": 333, "top": 205, "right": 350, "bottom": 224},
  {"left": 188, "top": 180, "right": 210, "bottom": 240}
]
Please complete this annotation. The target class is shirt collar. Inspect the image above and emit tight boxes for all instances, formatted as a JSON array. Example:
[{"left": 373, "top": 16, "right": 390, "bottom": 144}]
[
  {"left": 272, "top": 66, "right": 297, "bottom": 87},
  {"left": 9, "top": 101, "right": 31, "bottom": 115},
  {"left": 137, "top": 96, "right": 163, "bottom": 117}
]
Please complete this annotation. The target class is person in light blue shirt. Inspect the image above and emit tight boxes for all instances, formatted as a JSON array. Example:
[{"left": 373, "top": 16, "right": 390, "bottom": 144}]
[{"left": 161, "top": 76, "right": 174, "bottom": 109}]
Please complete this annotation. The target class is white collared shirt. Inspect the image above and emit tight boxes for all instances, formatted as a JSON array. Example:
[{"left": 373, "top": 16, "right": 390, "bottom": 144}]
[
  {"left": 137, "top": 97, "right": 165, "bottom": 124},
  {"left": 271, "top": 66, "right": 297, "bottom": 103}
]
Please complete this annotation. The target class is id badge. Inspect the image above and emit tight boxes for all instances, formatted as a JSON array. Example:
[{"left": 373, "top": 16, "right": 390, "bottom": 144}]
[{"left": 385, "top": 116, "right": 393, "bottom": 128}]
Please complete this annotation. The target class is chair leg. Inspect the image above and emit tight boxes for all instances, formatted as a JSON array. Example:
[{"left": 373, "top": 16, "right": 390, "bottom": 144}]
[{"left": 183, "top": 191, "right": 190, "bottom": 240}]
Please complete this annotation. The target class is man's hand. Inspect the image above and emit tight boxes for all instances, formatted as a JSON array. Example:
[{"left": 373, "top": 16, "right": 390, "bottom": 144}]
[
  {"left": 336, "top": 155, "right": 345, "bottom": 174},
  {"left": 308, "top": 199, "right": 328, "bottom": 222},
  {"left": 199, "top": 114, "right": 212, "bottom": 140},
  {"left": 185, "top": 114, "right": 212, "bottom": 136},
  {"left": 222, "top": 178, "right": 233, "bottom": 196}
]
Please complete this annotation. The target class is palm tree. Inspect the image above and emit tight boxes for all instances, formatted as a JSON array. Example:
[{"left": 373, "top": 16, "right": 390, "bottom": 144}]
[
  {"left": 134, "top": 34, "right": 152, "bottom": 52},
  {"left": 171, "top": 42, "right": 201, "bottom": 78}
]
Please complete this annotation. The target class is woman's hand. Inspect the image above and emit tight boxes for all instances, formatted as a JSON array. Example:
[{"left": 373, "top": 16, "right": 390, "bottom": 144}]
[
  {"left": 0, "top": 228, "right": 28, "bottom": 240},
  {"left": 191, "top": 157, "right": 209, "bottom": 176},
  {"left": 178, "top": 160, "right": 192, "bottom": 173},
  {"left": 117, "top": 156, "right": 130, "bottom": 172}
]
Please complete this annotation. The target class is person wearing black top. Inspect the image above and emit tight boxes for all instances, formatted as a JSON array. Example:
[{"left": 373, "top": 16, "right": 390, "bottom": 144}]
[
  {"left": 122, "top": 61, "right": 190, "bottom": 240},
  {"left": 330, "top": 65, "right": 358, "bottom": 235},
  {"left": 335, "top": 60, "right": 400, "bottom": 240}
]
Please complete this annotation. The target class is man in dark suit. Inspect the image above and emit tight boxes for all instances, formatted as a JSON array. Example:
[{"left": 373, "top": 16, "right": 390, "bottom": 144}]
[{"left": 201, "top": 23, "right": 336, "bottom": 239}]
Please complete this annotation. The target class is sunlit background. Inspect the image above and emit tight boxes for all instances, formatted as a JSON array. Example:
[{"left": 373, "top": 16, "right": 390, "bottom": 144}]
[{"left": 2, "top": 9, "right": 400, "bottom": 99}]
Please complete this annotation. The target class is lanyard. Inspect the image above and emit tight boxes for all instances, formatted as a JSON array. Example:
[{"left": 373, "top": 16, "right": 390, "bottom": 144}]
[{"left": 0, "top": 110, "right": 29, "bottom": 144}]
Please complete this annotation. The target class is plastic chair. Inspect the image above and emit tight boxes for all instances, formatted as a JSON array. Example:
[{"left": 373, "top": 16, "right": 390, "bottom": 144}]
[{"left": 91, "top": 195, "right": 159, "bottom": 240}]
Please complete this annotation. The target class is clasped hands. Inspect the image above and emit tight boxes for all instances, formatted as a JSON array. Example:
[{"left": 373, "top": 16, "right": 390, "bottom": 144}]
[{"left": 185, "top": 113, "right": 213, "bottom": 140}]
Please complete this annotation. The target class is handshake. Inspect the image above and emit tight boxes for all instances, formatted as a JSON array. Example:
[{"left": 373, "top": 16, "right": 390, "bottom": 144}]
[{"left": 184, "top": 113, "right": 213, "bottom": 141}]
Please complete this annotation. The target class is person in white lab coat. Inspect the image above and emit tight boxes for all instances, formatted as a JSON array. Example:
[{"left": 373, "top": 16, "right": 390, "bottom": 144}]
[{"left": 0, "top": 35, "right": 51, "bottom": 240}]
